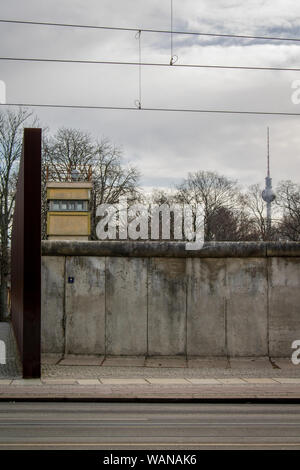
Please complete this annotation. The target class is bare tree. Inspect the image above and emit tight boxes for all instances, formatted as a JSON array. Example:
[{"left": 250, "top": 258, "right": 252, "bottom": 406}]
[
  {"left": 276, "top": 180, "right": 300, "bottom": 240},
  {"left": 242, "top": 184, "right": 268, "bottom": 240},
  {"left": 241, "top": 184, "right": 281, "bottom": 241},
  {"left": 90, "top": 140, "right": 140, "bottom": 239},
  {"left": 0, "top": 108, "right": 35, "bottom": 320},
  {"left": 150, "top": 189, "right": 175, "bottom": 206},
  {"left": 43, "top": 127, "right": 94, "bottom": 180},
  {"left": 146, "top": 189, "right": 180, "bottom": 240},
  {"left": 147, "top": 187, "right": 259, "bottom": 242},
  {"left": 207, "top": 204, "right": 259, "bottom": 241},
  {"left": 175, "top": 171, "right": 239, "bottom": 241}
]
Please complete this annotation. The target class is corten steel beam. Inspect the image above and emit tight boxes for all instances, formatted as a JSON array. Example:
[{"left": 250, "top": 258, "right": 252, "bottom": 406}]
[{"left": 11, "top": 128, "right": 41, "bottom": 378}]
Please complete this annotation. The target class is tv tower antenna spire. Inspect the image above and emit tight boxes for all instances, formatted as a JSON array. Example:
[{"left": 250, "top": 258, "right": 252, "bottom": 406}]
[{"left": 262, "top": 127, "right": 276, "bottom": 238}]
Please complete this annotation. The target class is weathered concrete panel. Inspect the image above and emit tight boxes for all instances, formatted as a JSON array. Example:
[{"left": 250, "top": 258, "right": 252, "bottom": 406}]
[
  {"left": 41, "top": 256, "right": 65, "bottom": 353},
  {"left": 65, "top": 257, "right": 105, "bottom": 354},
  {"left": 106, "top": 257, "right": 148, "bottom": 355},
  {"left": 269, "top": 257, "right": 300, "bottom": 357},
  {"left": 187, "top": 258, "right": 226, "bottom": 356},
  {"left": 226, "top": 258, "right": 268, "bottom": 356},
  {"left": 40, "top": 247, "right": 300, "bottom": 358},
  {"left": 148, "top": 258, "right": 186, "bottom": 355}
]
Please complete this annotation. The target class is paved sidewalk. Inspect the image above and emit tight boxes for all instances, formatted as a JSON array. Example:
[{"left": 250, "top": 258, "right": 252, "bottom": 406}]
[
  {"left": 1, "top": 378, "right": 300, "bottom": 400},
  {"left": 1, "top": 355, "right": 300, "bottom": 400}
]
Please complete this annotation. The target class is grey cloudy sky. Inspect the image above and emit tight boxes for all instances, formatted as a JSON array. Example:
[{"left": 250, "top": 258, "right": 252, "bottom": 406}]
[{"left": 1, "top": 0, "right": 300, "bottom": 191}]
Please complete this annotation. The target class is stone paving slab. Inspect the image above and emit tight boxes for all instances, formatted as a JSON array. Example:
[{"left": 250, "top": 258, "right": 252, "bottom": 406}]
[
  {"left": 77, "top": 379, "right": 101, "bottom": 385},
  {"left": 145, "top": 356, "right": 187, "bottom": 368},
  {"left": 102, "top": 356, "right": 146, "bottom": 367},
  {"left": 243, "top": 378, "right": 276, "bottom": 384},
  {"left": 271, "top": 358, "right": 300, "bottom": 370},
  {"left": 59, "top": 355, "right": 104, "bottom": 366},
  {"left": 42, "top": 378, "right": 77, "bottom": 385},
  {"left": 12, "top": 379, "right": 42, "bottom": 386},
  {"left": 41, "top": 354, "right": 63, "bottom": 365},
  {"left": 219, "top": 378, "right": 247, "bottom": 384},
  {"left": 146, "top": 378, "right": 190, "bottom": 384},
  {"left": 186, "top": 378, "right": 221, "bottom": 385},
  {"left": 100, "top": 378, "right": 147, "bottom": 385},
  {"left": 229, "top": 357, "right": 273, "bottom": 370},
  {"left": 274, "top": 378, "right": 300, "bottom": 383},
  {"left": 187, "top": 357, "right": 230, "bottom": 369}
]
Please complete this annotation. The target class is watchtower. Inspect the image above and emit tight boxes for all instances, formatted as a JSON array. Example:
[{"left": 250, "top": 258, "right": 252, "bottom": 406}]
[{"left": 46, "top": 169, "right": 92, "bottom": 240}]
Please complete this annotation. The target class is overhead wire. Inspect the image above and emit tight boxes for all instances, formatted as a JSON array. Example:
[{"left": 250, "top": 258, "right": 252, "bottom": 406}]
[
  {"left": 1, "top": 18, "right": 300, "bottom": 42},
  {"left": 1, "top": 56, "right": 300, "bottom": 72},
  {"left": 1, "top": 102, "right": 300, "bottom": 116},
  {"left": 1, "top": 17, "right": 300, "bottom": 116}
]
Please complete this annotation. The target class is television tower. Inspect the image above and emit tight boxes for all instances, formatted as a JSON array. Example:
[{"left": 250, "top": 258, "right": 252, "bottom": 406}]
[{"left": 261, "top": 127, "right": 276, "bottom": 238}]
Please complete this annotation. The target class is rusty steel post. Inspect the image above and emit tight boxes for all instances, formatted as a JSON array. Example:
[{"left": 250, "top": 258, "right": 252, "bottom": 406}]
[{"left": 11, "top": 128, "right": 42, "bottom": 378}]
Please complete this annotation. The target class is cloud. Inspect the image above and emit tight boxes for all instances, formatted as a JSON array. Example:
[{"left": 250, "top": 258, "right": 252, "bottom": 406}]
[{"left": 1, "top": 0, "right": 300, "bottom": 193}]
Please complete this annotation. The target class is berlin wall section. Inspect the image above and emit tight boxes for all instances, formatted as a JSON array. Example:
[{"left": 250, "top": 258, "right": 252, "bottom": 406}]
[{"left": 41, "top": 241, "right": 300, "bottom": 358}]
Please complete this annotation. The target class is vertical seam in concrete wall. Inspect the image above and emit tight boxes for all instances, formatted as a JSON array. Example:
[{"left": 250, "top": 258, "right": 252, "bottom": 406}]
[
  {"left": 146, "top": 257, "right": 149, "bottom": 356},
  {"left": 225, "top": 299, "right": 228, "bottom": 358},
  {"left": 185, "top": 259, "right": 188, "bottom": 358},
  {"left": 266, "top": 256, "right": 270, "bottom": 357},
  {"left": 104, "top": 256, "right": 107, "bottom": 357},
  {"left": 224, "top": 259, "right": 228, "bottom": 359},
  {"left": 62, "top": 256, "right": 66, "bottom": 356}
]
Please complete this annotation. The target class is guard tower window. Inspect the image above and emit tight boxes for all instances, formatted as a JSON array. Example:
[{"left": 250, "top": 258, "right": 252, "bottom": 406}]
[
  {"left": 76, "top": 201, "right": 84, "bottom": 211},
  {"left": 49, "top": 200, "right": 88, "bottom": 211}
]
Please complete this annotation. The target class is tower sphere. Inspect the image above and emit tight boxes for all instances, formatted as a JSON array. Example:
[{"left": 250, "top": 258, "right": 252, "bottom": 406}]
[{"left": 262, "top": 187, "right": 276, "bottom": 203}]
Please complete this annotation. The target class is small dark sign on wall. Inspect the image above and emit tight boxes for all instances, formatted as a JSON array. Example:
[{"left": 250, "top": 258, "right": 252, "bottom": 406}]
[{"left": 68, "top": 277, "right": 75, "bottom": 284}]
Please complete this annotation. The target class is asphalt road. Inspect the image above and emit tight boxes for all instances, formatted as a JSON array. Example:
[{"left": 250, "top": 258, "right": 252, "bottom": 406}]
[{"left": 0, "top": 402, "right": 300, "bottom": 449}]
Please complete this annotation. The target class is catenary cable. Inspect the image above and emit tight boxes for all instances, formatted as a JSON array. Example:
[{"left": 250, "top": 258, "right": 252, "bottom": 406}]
[
  {"left": 1, "top": 18, "right": 300, "bottom": 43},
  {"left": 1, "top": 102, "right": 300, "bottom": 116},
  {"left": 1, "top": 56, "right": 300, "bottom": 72}
]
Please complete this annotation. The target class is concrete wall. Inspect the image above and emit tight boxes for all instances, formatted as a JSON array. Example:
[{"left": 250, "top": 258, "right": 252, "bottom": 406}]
[{"left": 41, "top": 241, "right": 300, "bottom": 357}]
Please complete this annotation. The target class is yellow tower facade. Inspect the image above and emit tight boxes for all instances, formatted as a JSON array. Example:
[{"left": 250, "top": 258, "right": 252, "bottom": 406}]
[{"left": 46, "top": 180, "right": 92, "bottom": 240}]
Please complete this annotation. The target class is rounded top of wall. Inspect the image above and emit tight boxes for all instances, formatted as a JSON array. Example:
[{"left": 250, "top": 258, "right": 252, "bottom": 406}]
[{"left": 41, "top": 240, "right": 300, "bottom": 258}]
